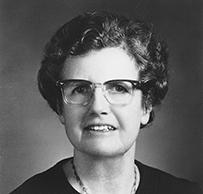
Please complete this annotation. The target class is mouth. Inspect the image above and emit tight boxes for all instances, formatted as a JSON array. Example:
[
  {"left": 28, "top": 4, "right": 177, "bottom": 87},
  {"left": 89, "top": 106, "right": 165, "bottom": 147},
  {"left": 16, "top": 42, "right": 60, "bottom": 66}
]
[{"left": 84, "top": 125, "right": 116, "bottom": 132}]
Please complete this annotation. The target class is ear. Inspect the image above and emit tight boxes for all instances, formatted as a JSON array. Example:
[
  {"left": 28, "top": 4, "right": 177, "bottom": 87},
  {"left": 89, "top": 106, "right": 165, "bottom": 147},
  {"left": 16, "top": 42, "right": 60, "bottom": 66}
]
[
  {"left": 141, "top": 106, "right": 152, "bottom": 125},
  {"left": 56, "top": 100, "right": 65, "bottom": 125},
  {"left": 59, "top": 113, "right": 65, "bottom": 125}
]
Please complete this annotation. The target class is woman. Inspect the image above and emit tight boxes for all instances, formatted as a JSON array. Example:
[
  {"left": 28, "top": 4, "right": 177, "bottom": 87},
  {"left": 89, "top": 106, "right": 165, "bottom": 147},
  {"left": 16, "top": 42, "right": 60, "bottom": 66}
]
[{"left": 11, "top": 11, "right": 202, "bottom": 194}]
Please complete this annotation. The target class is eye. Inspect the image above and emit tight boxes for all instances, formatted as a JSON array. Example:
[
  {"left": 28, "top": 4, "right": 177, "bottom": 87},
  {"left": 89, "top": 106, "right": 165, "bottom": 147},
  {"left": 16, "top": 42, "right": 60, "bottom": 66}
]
[
  {"left": 107, "top": 82, "right": 130, "bottom": 94},
  {"left": 114, "top": 85, "right": 128, "bottom": 93},
  {"left": 72, "top": 84, "right": 91, "bottom": 94}
]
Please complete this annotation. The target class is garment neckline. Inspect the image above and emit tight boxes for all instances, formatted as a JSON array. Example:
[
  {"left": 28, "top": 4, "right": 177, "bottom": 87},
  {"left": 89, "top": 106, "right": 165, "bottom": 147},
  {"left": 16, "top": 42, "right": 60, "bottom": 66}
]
[{"left": 56, "top": 157, "right": 146, "bottom": 194}]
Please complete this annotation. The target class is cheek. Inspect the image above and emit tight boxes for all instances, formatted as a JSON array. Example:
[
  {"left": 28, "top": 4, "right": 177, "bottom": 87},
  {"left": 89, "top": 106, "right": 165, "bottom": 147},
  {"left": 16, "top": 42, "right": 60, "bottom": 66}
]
[
  {"left": 62, "top": 104, "right": 85, "bottom": 125},
  {"left": 112, "top": 106, "right": 142, "bottom": 152},
  {"left": 114, "top": 98, "right": 144, "bottom": 134},
  {"left": 127, "top": 98, "right": 143, "bottom": 119},
  {"left": 62, "top": 106, "right": 85, "bottom": 141},
  {"left": 115, "top": 107, "right": 142, "bottom": 130}
]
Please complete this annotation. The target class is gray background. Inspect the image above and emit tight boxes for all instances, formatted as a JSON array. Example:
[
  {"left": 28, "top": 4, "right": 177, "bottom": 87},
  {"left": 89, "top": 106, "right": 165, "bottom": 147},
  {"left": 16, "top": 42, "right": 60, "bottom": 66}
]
[{"left": 0, "top": 0, "right": 202, "bottom": 193}]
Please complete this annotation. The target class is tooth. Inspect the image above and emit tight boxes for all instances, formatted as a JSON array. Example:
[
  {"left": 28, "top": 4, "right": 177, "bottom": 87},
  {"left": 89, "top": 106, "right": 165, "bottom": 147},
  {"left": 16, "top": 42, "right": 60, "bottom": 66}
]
[{"left": 87, "top": 125, "right": 115, "bottom": 131}]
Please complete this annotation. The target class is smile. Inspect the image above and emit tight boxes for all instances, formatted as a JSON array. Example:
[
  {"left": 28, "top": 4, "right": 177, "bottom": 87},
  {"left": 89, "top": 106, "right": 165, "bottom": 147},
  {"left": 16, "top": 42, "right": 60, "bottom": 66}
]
[{"left": 85, "top": 125, "right": 116, "bottom": 132}]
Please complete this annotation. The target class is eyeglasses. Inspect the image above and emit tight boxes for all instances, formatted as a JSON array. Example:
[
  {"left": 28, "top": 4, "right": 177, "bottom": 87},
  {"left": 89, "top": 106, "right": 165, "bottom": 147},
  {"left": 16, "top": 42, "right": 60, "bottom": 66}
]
[{"left": 56, "top": 79, "right": 143, "bottom": 106}]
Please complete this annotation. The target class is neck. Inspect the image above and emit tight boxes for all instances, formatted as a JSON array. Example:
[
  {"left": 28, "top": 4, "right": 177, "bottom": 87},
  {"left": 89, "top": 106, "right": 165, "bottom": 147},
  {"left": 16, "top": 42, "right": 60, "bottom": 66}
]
[{"left": 64, "top": 144, "right": 139, "bottom": 194}]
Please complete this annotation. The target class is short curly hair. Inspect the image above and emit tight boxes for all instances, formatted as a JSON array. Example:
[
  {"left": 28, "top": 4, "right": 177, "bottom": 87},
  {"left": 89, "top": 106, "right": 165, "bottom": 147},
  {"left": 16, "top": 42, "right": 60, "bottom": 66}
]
[{"left": 38, "top": 11, "right": 169, "bottom": 128}]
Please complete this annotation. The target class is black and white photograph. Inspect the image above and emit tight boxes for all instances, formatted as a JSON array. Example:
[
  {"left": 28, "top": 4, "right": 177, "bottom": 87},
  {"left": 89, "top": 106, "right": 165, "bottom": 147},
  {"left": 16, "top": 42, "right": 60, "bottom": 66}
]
[{"left": 0, "top": 0, "right": 202, "bottom": 193}]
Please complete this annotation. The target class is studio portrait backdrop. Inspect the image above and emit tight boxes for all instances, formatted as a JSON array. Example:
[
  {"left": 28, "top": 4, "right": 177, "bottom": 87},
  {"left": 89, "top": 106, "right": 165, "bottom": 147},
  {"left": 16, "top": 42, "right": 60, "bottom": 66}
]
[{"left": 0, "top": 0, "right": 202, "bottom": 193}]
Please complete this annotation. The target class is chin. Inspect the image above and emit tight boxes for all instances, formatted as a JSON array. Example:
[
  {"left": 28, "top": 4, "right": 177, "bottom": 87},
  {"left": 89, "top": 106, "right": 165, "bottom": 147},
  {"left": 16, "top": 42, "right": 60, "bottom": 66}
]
[{"left": 78, "top": 144, "right": 131, "bottom": 158}]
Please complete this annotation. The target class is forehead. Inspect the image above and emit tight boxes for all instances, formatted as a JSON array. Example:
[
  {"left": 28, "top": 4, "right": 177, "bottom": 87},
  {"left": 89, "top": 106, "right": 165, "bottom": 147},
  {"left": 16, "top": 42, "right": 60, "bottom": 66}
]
[{"left": 62, "top": 47, "right": 139, "bottom": 81}]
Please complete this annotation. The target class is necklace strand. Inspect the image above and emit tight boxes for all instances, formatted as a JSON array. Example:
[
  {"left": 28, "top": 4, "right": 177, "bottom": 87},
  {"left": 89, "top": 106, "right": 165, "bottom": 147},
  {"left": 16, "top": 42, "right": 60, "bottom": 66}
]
[{"left": 71, "top": 158, "right": 137, "bottom": 194}]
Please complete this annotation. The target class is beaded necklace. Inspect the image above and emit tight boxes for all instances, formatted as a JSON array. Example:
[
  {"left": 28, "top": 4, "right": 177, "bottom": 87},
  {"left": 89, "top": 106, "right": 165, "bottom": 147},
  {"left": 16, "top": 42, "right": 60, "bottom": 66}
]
[{"left": 71, "top": 159, "right": 137, "bottom": 194}]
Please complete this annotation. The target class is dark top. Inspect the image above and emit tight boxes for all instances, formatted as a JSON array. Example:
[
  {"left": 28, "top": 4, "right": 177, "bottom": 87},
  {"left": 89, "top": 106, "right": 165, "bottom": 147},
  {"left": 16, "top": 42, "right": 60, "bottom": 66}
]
[{"left": 10, "top": 158, "right": 202, "bottom": 194}]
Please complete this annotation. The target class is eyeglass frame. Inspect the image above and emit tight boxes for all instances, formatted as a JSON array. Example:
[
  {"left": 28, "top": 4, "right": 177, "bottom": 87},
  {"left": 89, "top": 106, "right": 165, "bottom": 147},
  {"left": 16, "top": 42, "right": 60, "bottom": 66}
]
[{"left": 56, "top": 79, "right": 144, "bottom": 106}]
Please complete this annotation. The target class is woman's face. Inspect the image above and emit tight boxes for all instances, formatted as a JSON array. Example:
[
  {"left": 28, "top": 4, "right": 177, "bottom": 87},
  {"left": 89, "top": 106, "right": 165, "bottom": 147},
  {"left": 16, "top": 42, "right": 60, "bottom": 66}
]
[{"left": 59, "top": 47, "right": 150, "bottom": 157}]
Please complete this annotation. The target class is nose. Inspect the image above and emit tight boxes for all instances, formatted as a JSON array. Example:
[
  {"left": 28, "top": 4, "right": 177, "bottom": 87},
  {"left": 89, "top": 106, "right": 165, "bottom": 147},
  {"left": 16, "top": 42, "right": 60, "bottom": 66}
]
[{"left": 88, "top": 87, "right": 111, "bottom": 115}]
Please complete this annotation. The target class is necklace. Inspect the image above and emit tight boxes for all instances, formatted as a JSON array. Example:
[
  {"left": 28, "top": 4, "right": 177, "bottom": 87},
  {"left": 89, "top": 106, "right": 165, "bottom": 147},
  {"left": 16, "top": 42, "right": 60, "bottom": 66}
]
[{"left": 71, "top": 158, "right": 137, "bottom": 194}]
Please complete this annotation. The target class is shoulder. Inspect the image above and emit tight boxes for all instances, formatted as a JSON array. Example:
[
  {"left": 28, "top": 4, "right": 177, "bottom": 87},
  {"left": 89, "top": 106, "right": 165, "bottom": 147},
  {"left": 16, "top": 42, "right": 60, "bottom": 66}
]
[
  {"left": 135, "top": 160, "right": 202, "bottom": 194},
  {"left": 10, "top": 158, "right": 76, "bottom": 194}
]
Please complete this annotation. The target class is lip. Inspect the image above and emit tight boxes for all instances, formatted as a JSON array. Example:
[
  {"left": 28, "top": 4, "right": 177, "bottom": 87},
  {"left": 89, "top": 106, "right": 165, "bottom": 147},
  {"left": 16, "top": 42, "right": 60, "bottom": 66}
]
[{"left": 84, "top": 124, "right": 117, "bottom": 132}]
